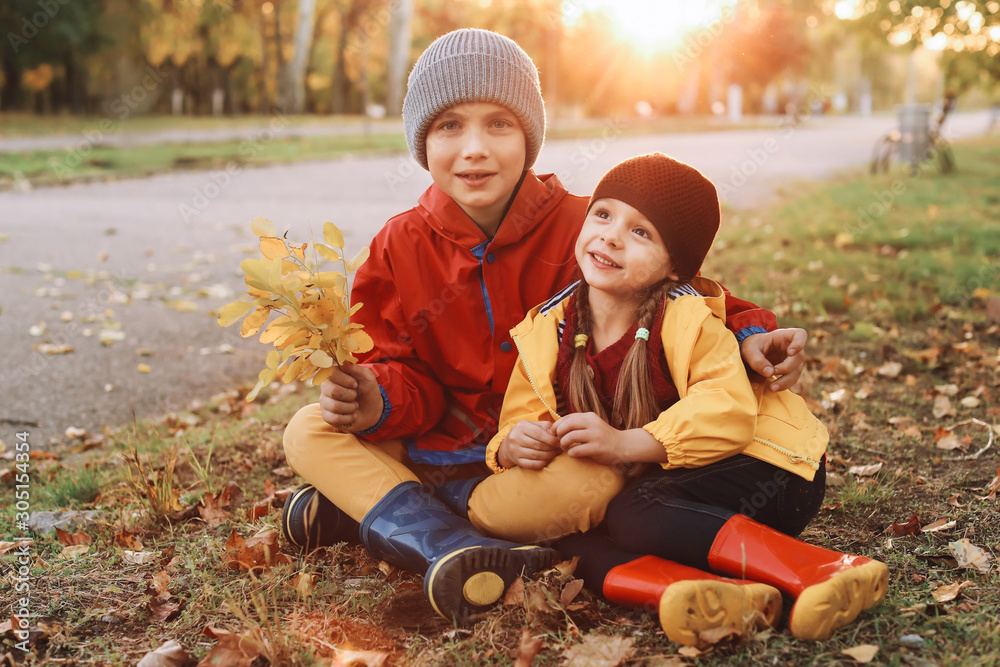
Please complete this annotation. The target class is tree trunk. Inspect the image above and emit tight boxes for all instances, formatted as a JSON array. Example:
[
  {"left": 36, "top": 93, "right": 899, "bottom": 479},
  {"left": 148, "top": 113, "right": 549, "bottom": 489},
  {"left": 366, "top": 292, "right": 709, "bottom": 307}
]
[
  {"left": 331, "top": 8, "right": 351, "bottom": 114},
  {"left": 385, "top": 0, "right": 413, "bottom": 116},
  {"left": 1, "top": 58, "right": 24, "bottom": 111},
  {"left": 281, "top": 0, "right": 317, "bottom": 113}
]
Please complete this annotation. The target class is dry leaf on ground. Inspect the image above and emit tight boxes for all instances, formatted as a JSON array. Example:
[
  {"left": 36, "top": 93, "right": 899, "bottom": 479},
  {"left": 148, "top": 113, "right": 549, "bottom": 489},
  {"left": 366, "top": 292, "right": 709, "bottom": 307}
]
[
  {"left": 222, "top": 529, "right": 291, "bottom": 573},
  {"left": 513, "top": 627, "right": 544, "bottom": 667},
  {"left": 331, "top": 649, "right": 389, "bottom": 667},
  {"left": 949, "top": 539, "right": 993, "bottom": 573},
  {"left": 842, "top": 644, "right": 879, "bottom": 663},
  {"left": 932, "top": 580, "right": 975, "bottom": 603},
  {"left": 136, "top": 639, "right": 193, "bottom": 667},
  {"left": 888, "top": 513, "right": 921, "bottom": 536},
  {"left": 56, "top": 528, "right": 91, "bottom": 546},
  {"left": 560, "top": 579, "right": 585, "bottom": 607},
  {"left": 197, "top": 626, "right": 262, "bottom": 667},
  {"left": 921, "top": 519, "right": 957, "bottom": 533},
  {"left": 850, "top": 462, "right": 883, "bottom": 477},
  {"left": 562, "top": 635, "right": 635, "bottom": 667},
  {"left": 504, "top": 576, "right": 526, "bottom": 606},
  {"left": 59, "top": 544, "right": 90, "bottom": 559}
]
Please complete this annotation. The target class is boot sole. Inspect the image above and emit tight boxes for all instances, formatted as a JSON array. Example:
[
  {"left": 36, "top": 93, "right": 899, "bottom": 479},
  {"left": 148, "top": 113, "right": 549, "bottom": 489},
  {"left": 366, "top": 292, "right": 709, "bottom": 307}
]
[
  {"left": 789, "top": 560, "right": 890, "bottom": 641},
  {"left": 425, "top": 545, "right": 558, "bottom": 625},
  {"left": 659, "top": 580, "right": 783, "bottom": 647}
]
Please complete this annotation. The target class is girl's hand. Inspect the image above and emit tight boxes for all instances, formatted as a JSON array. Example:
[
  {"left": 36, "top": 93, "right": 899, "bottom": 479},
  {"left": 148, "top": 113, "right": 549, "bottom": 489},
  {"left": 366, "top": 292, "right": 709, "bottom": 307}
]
[
  {"left": 741, "top": 327, "right": 808, "bottom": 392},
  {"left": 319, "top": 363, "right": 383, "bottom": 432},
  {"left": 554, "top": 413, "right": 667, "bottom": 466},
  {"left": 498, "top": 421, "right": 561, "bottom": 470}
]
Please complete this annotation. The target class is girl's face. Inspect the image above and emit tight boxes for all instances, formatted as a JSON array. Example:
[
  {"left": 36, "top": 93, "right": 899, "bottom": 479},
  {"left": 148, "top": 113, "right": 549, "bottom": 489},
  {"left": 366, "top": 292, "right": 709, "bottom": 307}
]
[{"left": 574, "top": 197, "right": 678, "bottom": 303}]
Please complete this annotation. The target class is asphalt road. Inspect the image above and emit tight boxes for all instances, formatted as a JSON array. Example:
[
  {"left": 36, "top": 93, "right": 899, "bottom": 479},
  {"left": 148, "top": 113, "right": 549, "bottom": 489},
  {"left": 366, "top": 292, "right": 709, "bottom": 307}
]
[{"left": 1, "top": 111, "right": 994, "bottom": 449}]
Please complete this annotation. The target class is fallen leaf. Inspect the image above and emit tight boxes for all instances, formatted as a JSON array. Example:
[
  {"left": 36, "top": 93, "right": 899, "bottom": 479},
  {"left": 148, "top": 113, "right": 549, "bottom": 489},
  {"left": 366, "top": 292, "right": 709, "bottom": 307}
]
[
  {"left": 935, "top": 384, "right": 959, "bottom": 396},
  {"left": 137, "top": 639, "right": 194, "bottom": 667},
  {"left": 331, "top": 649, "right": 389, "bottom": 667},
  {"left": 504, "top": 576, "right": 526, "bottom": 606},
  {"left": 698, "top": 624, "right": 742, "bottom": 646},
  {"left": 888, "top": 513, "right": 922, "bottom": 536},
  {"left": 291, "top": 572, "right": 315, "bottom": 599},
  {"left": 147, "top": 596, "right": 185, "bottom": 624},
  {"left": 222, "top": 529, "right": 291, "bottom": 573},
  {"left": 932, "top": 580, "right": 974, "bottom": 603},
  {"left": 933, "top": 396, "right": 954, "bottom": 419},
  {"left": 0, "top": 541, "right": 33, "bottom": 555},
  {"left": 947, "top": 494, "right": 962, "bottom": 507},
  {"left": 149, "top": 570, "right": 172, "bottom": 596},
  {"left": 961, "top": 396, "right": 981, "bottom": 409},
  {"left": 59, "top": 544, "right": 89, "bottom": 559},
  {"left": 935, "top": 433, "right": 962, "bottom": 450},
  {"left": 198, "top": 626, "right": 262, "bottom": 667},
  {"left": 949, "top": 539, "right": 992, "bottom": 573},
  {"left": 114, "top": 529, "right": 144, "bottom": 551},
  {"left": 922, "top": 519, "right": 957, "bottom": 533},
  {"left": 138, "top": 363, "right": 152, "bottom": 373},
  {"left": 56, "top": 528, "right": 91, "bottom": 546},
  {"left": 560, "top": 579, "right": 585, "bottom": 607},
  {"left": 198, "top": 492, "right": 229, "bottom": 527},
  {"left": 677, "top": 645, "right": 704, "bottom": 658},
  {"left": 34, "top": 343, "right": 74, "bottom": 354},
  {"left": 513, "top": 627, "right": 544, "bottom": 667},
  {"left": 842, "top": 644, "right": 879, "bottom": 663},
  {"left": 877, "top": 361, "right": 902, "bottom": 378},
  {"left": 124, "top": 550, "right": 157, "bottom": 565},
  {"left": 562, "top": 634, "right": 635, "bottom": 667},
  {"left": 849, "top": 462, "right": 883, "bottom": 477},
  {"left": 64, "top": 426, "right": 87, "bottom": 439}
]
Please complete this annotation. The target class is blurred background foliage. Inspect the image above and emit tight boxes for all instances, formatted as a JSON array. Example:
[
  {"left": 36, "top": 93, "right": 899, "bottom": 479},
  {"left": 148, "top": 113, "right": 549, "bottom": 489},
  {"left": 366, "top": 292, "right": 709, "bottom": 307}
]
[{"left": 1, "top": 0, "right": 998, "bottom": 120}]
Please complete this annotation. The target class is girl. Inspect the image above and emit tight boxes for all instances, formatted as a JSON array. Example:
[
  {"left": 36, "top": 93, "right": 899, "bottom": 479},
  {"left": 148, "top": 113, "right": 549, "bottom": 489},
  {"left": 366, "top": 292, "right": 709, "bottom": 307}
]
[{"left": 484, "top": 153, "right": 888, "bottom": 645}]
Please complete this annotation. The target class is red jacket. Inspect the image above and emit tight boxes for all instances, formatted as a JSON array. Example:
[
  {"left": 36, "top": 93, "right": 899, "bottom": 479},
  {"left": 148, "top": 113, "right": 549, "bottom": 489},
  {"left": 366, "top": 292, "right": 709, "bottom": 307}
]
[{"left": 352, "top": 171, "right": 776, "bottom": 465}]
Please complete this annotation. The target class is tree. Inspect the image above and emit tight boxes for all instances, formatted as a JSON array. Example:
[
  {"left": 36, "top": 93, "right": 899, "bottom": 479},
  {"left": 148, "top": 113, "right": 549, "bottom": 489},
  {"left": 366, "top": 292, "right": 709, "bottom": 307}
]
[
  {"left": 281, "top": 0, "right": 317, "bottom": 112},
  {"left": 385, "top": 0, "right": 412, "bottom": 116}
]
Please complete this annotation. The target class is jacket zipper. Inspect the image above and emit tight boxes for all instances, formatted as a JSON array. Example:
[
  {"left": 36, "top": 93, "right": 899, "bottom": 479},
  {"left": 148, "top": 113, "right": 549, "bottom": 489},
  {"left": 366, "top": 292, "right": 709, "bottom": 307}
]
[
  {"left": 753, "top": 436, "right": 820, "bottom": 470},
  {"left": 512, "top": 332, "right": 561, "bottom": 420}
]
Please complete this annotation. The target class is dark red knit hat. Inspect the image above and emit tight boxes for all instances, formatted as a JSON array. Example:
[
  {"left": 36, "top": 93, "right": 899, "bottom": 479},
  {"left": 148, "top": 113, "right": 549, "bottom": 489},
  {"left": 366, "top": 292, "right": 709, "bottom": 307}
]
[{"left": 588, "top": 153, "right": 720, "bottom": 283}]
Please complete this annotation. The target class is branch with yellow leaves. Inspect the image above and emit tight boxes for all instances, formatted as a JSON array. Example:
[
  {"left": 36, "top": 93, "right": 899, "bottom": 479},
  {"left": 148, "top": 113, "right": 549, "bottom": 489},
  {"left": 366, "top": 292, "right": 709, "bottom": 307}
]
[{"left": 217, "top": 217, "right": 373, "bottom": 401}]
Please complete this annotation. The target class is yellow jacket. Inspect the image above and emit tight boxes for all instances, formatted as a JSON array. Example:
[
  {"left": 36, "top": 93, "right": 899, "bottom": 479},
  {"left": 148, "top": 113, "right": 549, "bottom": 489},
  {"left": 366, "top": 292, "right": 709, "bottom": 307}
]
[{"left": 485, "top": 277, "right": 828, "bottom": 481}]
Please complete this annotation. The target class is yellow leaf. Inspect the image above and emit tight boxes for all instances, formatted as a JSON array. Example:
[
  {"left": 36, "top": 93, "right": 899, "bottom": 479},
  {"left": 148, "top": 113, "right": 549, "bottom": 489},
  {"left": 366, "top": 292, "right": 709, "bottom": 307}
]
[
  {"left": 841, "top": 645, "right": 879, "bottom": 663},
  {"left": 315, "top": 243, "right": 340, "bottom": 262},
  {"left": 250, "top": 217, "right": 277, "bottom": 238},
  {"left": 323, "top": 221, "right": 344, "bottom": 249},
  {"left": 241, "top": 258, "right": 272, "bottom": 289},
  {"left": 289, "top": 242, "right": 307, "bottom": 262},
  {"left": 309, "top": 349, "right": 334, "bottom": 368},
  {"left": 241, "top": 306, "right": 271, "bottom": 338},
  {"left": 312, "top": 366, "right": 334, "bottom": 385},
  {"left": 281, "top": 260, "right": 300, "bottom": 275},
  {"left": 259, "top": 236, "right": 287, "bottom": 260},
  {"left": 265, "top": 349, "right": 280, "bottom": 370},
  {"left": 349, "top": 330, "right": 374, "bottom": 355},
  {"left": 311, "top": 272, "right": 346, "bottom": 290},
  {"left": 217, "top": 301, "right": 256, "bottom": 327},
  {"left": 348, "top": 302, "right": 363, "bottom": 316},
  {"left": 346, "top": 246, "right": 370, "bottom": 273},
  {"left": 137, "top": 363, "right": 152, "bottom": 373},
  {"left": 282, "top": 354, "right": 312, "bottom": 382},
  {"left": 258, "top": 315, "right": 293, "bottom": 344}
]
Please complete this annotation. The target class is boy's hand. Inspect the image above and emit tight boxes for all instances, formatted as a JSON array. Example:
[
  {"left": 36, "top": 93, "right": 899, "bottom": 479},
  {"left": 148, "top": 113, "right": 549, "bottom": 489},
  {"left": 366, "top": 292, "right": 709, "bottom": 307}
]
[
  {"left": 741, "top": 328, "right": 808, "bottom": 392},
  {"left": 498, "top": 421, "right": 560, "bottom": 470},
  {"left": 554, "top": 413, "right": 666, "bottom": 467},
  {"left": 319, "top": 363, "right": 383, "bottom": 433}
]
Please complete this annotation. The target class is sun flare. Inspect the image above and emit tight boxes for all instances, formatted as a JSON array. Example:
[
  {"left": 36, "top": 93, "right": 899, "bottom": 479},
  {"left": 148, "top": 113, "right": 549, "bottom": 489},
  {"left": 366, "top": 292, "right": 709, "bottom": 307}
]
[{"left": 569, "top": 0, "right": 739, "bottom": 57}]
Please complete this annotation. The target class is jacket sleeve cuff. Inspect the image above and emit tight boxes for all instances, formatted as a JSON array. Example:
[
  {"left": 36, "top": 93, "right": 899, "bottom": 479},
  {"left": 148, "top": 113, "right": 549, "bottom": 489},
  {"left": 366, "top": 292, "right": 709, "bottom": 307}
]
[
  {"left": 735, "top": 325, "right": 769, "bottom": 347},
  {"left": 356, "top": 385, "right": 391, "bottom": 437},
  {"left": 486, "top": 424, "right": 514, "bottom": 473}
]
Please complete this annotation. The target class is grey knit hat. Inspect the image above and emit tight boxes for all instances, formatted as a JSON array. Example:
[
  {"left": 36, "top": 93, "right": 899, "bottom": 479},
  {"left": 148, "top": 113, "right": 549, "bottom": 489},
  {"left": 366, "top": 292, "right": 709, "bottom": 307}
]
[{"left": 402, "top": 28, "right": 546, "bottom": 171}]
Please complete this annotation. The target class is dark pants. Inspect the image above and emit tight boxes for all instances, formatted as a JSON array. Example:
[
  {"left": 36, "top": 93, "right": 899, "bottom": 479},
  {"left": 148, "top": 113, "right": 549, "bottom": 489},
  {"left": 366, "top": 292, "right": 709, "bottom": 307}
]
[{"left": 559, "top": 454, "right": 826, "bottom": 591}]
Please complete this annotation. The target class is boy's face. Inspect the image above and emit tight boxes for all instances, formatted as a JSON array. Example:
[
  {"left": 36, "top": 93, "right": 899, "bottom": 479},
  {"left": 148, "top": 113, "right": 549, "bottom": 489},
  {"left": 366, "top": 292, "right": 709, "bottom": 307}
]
[
  {"left": 575, "top": 198, "right": 678, "bottom": 303},
  {"left": 425, "top": 102, "right": 527, "bottom": 233}
]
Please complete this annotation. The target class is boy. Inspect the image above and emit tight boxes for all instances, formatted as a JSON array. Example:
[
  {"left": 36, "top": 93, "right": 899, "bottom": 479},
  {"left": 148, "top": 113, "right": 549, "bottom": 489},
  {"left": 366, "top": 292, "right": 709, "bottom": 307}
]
[{"left": 281, "top": 28, "right": 806, "bottom": 625}]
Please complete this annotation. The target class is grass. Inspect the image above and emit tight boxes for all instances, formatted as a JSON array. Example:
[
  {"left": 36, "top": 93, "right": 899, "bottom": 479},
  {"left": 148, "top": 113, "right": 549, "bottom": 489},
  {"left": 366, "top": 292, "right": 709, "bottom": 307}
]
[{"left": 3, "top": 135, "right": 1000, "bottom": 665}]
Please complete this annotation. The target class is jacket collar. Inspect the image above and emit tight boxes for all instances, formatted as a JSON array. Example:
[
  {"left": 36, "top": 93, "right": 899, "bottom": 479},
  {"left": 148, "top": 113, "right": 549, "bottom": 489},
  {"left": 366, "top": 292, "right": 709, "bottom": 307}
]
[{"left": 417, "top": 171, "right": 569, "bottom": 249}]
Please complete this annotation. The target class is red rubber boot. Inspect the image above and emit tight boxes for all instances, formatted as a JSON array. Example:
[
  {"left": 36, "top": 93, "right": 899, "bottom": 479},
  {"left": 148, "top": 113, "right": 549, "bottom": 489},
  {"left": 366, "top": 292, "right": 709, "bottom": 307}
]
[
  {"left": 707, "top": 514, "right": 889, "bottom": 640},
  {"left": 604, "top": 555, "right": 782, "bottom": 647}
]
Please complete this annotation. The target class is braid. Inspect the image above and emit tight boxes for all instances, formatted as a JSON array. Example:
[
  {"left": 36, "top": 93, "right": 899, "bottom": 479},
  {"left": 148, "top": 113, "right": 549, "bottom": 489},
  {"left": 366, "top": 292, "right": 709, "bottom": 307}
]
[
  {"left": 568, "top": 282, "right": 608, "bottom": 420},
  {"left": 613, "top": 280, "right": 676, "bottom": 429}
]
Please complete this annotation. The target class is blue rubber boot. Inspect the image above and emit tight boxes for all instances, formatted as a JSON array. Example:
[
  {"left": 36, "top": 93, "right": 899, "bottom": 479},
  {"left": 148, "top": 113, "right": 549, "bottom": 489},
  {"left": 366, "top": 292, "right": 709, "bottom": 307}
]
[
  {"left": 280, "top": 484, "right": 360, "bottom": 551},
  {"left": 361, "top": 481, "right": 558, "bottom": 625},
  {"left": 432, "top": 476, "right": 486, "bottom": 520}
]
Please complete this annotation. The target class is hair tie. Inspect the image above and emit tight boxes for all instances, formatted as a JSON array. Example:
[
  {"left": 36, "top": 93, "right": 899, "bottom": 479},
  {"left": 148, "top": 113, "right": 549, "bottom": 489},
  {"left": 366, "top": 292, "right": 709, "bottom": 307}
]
[
  {"left": 574, "top": 334, "right": 589, "bottom": 349},
  {"left": 635, "top": 328, "right": 650, "bottom": 342}
]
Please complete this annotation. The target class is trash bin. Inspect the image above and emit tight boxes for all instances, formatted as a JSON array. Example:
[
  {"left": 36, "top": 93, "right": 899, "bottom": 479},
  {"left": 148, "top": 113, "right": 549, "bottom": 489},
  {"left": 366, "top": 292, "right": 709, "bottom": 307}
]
[{"left": 896, "top": 103, "right": 931, "bottom": 165}]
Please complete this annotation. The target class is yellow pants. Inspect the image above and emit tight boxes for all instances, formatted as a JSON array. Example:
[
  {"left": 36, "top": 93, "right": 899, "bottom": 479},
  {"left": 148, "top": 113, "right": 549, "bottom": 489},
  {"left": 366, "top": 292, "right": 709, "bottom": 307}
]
[{"left": 282, "top": 403, "right": 625, "bottom": 543}]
